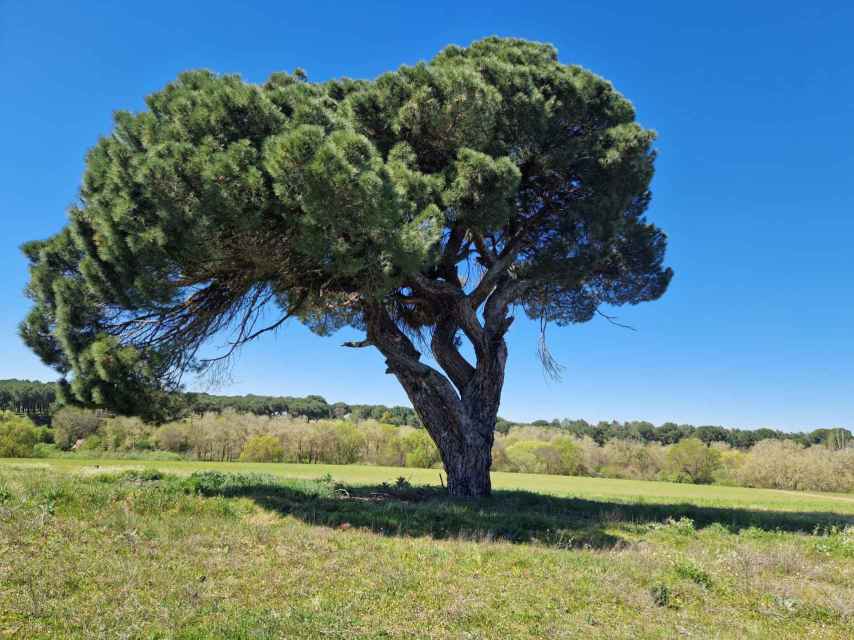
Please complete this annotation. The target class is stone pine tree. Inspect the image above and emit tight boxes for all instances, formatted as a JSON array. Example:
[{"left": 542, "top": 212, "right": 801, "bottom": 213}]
[{"left": 21, "top": 38, "right": 671, "bottom": 496}]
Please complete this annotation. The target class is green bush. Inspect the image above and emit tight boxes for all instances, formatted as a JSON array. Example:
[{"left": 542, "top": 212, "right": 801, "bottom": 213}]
[
  {"left": 504, "top": 440, "right": 546, "bottom": 474},
  {"left": 52, "top": 407, "right": 102, "bottom": 450},
  {"left": 0, "top": 412, "right": 39, "bottom": 457},
  {"left": 401, "top": 429, "right": 441, "bottom": 468},
  {"left": 665, "top": 438, "right": 721, "bottom": 484},
  {"left": 34, "top": 426, "right": 54, "bottom": 444},
  {"left": 674, "top": 559, "right": 713, "bottom": 589},
  {"left": 501, "top": 438, "right": 581, "bottom": 475},
  {"left": 32, "top": 442, "right": 61, "bottom": 458},
  {"left": 240, "top": 435, "right": 285, "bottom": 462},
  {"left": 650, "top": 583, "right": 674, "bottom": 608},
  {"left": 79, "top": 435, "right": 103, "bottom": 451}
]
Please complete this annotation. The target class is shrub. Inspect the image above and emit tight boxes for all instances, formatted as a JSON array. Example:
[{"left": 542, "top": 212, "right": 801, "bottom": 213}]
[
  {"left": 402, "top": 429, "right": 441, "bottom": 468},
  {"left": 101, "top": 415, "right": 151, "bottom": 450},
  {"left": 665, "top": 438, "right": 721, "bottom": 483},
  {"left": 674, "top": 559, "right": 713, "bottom": 589},
  {"left": 78, "top": 435, "right": 103, "bottom": 451},
  {"left": 52, "top": 407, "right": 102, "bottom": 450},
  {"left": 736, "top": 440, "right": 854, "bottom": 492},
  {"left": 551, "top": 436, "right": 584, "bottom": 475},
  {"left": 0, "top": 412, "right": 39, "bottom": 457},
  {"left": 32, "top": 443, "right": 60, "bottom": 458},
  {"left": 33, "top": 426, "right": 54, "bottom": 444},
  {"left": 504, "top": 440, "right": 545, "bottom": 473},
  {"left": 650, "top": 583, "right": 673, "bottom": 607},
  {"left": 240, "top": 435, "right": 285, "bottom": 462},
  {"left": 600, "top": 439, "right": 666, "bottom": 480}
]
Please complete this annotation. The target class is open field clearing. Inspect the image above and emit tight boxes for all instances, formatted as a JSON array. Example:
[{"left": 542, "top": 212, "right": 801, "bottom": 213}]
[{"left": 1, "top": 459, "right": 853, "bottom": 639}]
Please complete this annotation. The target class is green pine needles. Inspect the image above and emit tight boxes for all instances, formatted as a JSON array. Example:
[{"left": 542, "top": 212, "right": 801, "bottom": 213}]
[{"left": 21, "top": 38, "right": 671, "bottom": 492}]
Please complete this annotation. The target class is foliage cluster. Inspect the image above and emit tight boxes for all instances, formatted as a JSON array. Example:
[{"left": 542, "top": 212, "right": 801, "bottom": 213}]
[
  {"left": 19, "top": 38, "right": 671, "bottom": 429},
  {"left": 0, "top": 411, "right": 47, "bottom": 457}
]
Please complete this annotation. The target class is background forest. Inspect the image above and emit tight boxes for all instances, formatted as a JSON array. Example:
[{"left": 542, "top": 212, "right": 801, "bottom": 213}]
[{"left": 2, "top": 378, "right": 851, "bottom": 493}]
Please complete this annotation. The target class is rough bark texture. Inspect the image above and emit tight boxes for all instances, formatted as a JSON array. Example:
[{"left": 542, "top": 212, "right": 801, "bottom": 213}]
[{"left": 361, "top": 274, "right": 514, "bottom": 497}]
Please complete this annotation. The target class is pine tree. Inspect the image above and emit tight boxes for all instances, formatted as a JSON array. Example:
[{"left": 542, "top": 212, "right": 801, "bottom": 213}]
[{"left": 21, "top": 38, "right": 671, "bottom": 496}]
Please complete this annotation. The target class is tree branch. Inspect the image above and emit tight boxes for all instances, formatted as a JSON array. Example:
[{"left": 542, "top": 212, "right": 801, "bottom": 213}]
[
  {"left": 468, "top": 238, "right": 524, "bottom": 308},
  {"left": 431, "top": 318, "right": 475, "bottom": 393},
  {"left": 471, "top": 232, "right": 497, "bottom": 267},
  {"left": 342, "top": 338, "right": 373, "bottom": 348}
]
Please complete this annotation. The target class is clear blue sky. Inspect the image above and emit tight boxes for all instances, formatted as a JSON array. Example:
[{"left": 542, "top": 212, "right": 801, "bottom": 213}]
[{"left": 1, "top": 1, "right": 852, "bottom": 430}]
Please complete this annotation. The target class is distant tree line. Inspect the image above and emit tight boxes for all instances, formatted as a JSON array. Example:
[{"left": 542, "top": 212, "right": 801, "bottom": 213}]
[
  {"left": 5, "top": 409, "right": 852, "bottom": 493},
  {"left": 0, "top": 379, "right": 849, "bottom": 450},
  {"left": 0, "top": 379, "right": 422, "bottom": 426},
  {"left": 505, "top": 418, "right": 852, "bottom": 450},
  {"left": 184, "top": 392, "right": 421, "bottom": 426},
  {"left": 0, "top": 379, "right": 57, "bottom": 416}
]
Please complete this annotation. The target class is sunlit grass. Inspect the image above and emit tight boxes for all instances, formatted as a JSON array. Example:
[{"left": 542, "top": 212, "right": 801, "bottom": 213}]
[
  {"left": 1, "top": 460, "right": 852, "bottom": 639},
  {"left": 5, "top": 457, "right": 853, "bottom": 512}
]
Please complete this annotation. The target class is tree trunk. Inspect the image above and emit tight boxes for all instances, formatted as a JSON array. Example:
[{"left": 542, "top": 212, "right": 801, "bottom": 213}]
[
  {"left": 361, "top": 300, "right": 509, "bottom": 498},
  {"left": 385, "top": 367, "right": 499, "bottom": 497},
  {"left": 442, "top": 425, "right": 495, "bottom": 497}
]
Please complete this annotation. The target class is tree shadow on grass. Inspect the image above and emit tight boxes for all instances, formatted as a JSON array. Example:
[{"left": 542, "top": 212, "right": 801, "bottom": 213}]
[{"left": 190, "top": 475, "right": 854, "bottom": 550}]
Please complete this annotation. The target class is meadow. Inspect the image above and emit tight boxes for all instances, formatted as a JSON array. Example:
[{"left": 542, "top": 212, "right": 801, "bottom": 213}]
[{"left": 1, "top": 458, "right": 852, "bottom": 639}]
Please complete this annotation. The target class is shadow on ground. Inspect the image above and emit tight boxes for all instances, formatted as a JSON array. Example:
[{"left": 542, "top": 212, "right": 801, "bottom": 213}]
[{"left": 190, "top": 475, "right": 854, "bottom": 550}]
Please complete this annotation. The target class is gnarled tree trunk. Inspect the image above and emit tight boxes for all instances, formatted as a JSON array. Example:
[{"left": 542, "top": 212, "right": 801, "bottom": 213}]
[
  {"left": 360, "top": 286, "right": 513, "bottom": 497},
  {"left": 441, "top": 415, "right": 496, "bottom": 498}
]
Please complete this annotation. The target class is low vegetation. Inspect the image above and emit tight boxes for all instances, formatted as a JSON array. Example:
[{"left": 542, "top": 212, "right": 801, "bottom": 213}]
[
  {"left": 7, "top": 408, "right": 853, "bottom": 494},
  {"left": 1, "top": 460, "right": 852, "bottom": 638}
]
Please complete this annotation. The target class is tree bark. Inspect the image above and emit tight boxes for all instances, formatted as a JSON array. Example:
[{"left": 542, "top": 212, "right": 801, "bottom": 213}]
[
  {"left": 443, "top": 431, "right": 494, "bottom": 497},
  {"left": 390, "top": 364, "right": 501, "bottom": 498},
  {"left": 361, "top": 297, "right": 511, "bottom": 498}
]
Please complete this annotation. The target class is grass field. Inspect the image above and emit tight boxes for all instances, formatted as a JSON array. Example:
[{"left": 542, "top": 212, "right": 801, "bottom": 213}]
[{"left": 1, "top": 458, "right": 852, "bottom": 639}]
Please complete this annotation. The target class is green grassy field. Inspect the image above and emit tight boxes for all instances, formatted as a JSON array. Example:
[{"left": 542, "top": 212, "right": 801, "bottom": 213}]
[{"left": 1, "top": 458, "right": 852, "bottom": 639}]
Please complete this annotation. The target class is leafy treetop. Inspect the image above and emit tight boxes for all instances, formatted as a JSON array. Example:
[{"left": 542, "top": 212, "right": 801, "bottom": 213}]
[{"left": 22, "top": 37, "right": 671, "bottom": 419}]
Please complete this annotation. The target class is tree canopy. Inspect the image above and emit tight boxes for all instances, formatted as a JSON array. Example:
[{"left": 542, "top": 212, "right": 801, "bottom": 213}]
[{"left": 22, "top": 37, "right": 672, "bottom": 494}]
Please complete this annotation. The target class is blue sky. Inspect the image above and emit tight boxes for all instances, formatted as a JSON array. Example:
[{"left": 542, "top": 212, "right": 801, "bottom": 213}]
[{"left": 1, "top": 1, "right": 852, "bottom": 430}]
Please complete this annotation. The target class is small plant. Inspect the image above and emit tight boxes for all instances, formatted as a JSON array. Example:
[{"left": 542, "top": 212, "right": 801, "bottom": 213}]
[
  {"left": 813, "top": 525, "right": 854, "bottom": 559},
  {"left": 653, "top": 516, "right": 696, "bottom": 536},
  {"left": 674, "top": 559, "right": 713, "bottom": 589},
  {"left": 650, "top": 583, "right": 673, "bottom": 607},
  {"left": 378, "top": 475, "right": 419, "bottom": 498},
  {"left": 183, "top": 471, "right": 244, "bottom": 495},
  {"left": 39, "top": 484, "right": 68, "bottom": 504},
  {"left": 120, "top": 468, "right": 163, "bottom": 482}
]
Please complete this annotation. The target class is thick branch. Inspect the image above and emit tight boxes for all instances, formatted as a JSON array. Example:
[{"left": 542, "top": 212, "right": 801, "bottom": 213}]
[
  {"left": 361, "top": 301, "right": 466, "bottom": 442},
  {"left": 342, "top": 338, "right": 373, "bottom": 348},
  {"left": 469, "top": 239, "right": 523, "bottom": 308},
  {"left": 362, "top": 300, "right": 432, "bottom": 377},
  {"left": 471, "top": 232, "right": 497, "bottom": 267},
  {"left": 483, "top": 278, "right": 527, "bottom": 334},
  {"left": 431, "top": 318, "right": 475, "bottom": 392}
]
